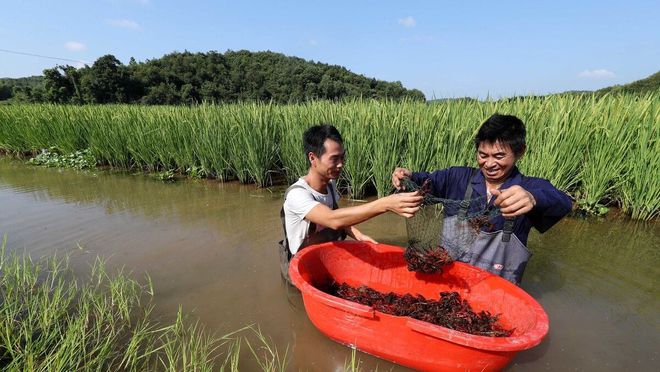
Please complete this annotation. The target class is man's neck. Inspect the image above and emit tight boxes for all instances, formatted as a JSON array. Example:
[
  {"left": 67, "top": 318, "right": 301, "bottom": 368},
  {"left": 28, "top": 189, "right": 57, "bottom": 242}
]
[
  {"left": 303, "top": 172, "right": 330, "bottom": 194},
  {"left": 486, "top": 180, "right": 504, "bottom": 190}
]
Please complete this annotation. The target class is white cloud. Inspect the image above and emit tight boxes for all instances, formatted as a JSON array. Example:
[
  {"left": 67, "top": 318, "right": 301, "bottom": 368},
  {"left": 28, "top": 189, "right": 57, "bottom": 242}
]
[
  {"left": 398, "top": 16, "right": 416, "bottom": 27},
  {"left": 309, "top": 39, "right": 318, "bottom": 46},
  {"left": 108, "top": 19, "right": 141, "bottom": 30},
  {"left": 64, "top": 41, "right": 86, "bottom": 52},
  {"left": 578, "top": 69, "right": 615, "bottom": 79}
]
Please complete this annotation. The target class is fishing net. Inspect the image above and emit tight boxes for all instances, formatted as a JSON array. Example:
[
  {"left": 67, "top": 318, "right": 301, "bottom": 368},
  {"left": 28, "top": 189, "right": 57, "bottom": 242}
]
[{"left": 399, "top": 178, "right": 501, "bottom": 273}]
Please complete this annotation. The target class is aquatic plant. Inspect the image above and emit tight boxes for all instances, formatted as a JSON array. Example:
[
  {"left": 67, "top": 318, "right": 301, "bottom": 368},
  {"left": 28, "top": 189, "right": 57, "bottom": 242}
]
[
  {"left": 0, "top": 238, "right": 290, "bottom": 371},
  {"left": 28, "top": 147, "right": 97, "bottom": 170}
]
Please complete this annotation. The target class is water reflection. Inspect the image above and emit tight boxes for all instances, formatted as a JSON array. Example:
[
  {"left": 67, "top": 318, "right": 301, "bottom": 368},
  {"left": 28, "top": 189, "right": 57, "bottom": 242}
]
[{"left": 1, "top": 158, "right": 658, "bottom": 371}]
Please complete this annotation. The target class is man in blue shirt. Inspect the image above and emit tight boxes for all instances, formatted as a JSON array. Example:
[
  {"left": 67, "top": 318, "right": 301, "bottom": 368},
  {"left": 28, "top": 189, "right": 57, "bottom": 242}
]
[{"left": 392, "top": 114, "right": 572, "bottom": 284}]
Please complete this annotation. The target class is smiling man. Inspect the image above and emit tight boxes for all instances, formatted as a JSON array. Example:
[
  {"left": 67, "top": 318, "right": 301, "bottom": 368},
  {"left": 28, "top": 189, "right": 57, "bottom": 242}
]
[
  {"left": 279, "top": 124, "right": 422, "bottom": 283},
  {"left": 392, "top": 114, "right": 572, "bottom": 284}
]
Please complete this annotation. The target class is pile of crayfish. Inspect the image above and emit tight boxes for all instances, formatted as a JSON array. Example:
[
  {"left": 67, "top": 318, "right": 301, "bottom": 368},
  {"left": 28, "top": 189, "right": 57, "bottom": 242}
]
[{"left": 325, "top": 282, "right": 513, "bottom": 337}]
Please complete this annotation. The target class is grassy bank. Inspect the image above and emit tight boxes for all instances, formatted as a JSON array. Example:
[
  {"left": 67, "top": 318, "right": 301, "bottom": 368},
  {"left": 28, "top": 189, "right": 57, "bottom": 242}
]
[{"left": 0, "top": 94, "right": 658, "bottom": 219}]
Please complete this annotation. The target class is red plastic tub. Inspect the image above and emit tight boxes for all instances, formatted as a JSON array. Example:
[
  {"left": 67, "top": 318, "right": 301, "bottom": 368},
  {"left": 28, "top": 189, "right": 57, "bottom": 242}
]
[{"left": 288, "top": 241, "right": 549, "bottom": 371}]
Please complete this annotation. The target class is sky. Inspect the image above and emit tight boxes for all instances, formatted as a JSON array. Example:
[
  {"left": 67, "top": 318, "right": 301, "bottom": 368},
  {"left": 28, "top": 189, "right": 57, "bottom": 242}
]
[{"left": 1, "top": 0, "right": 658, "bottom": 99}]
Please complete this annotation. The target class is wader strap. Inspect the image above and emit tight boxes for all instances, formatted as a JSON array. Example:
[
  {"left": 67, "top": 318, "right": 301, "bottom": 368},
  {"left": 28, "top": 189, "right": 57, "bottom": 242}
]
[
  {"left": 458, "top": 170, "right": 477, "bottom": 219},
  {"left": 329, "top": 183, "right": 339, "bottom": 210},
  {"left": 502, "top": 218, "right": 514, "bottom": 242},
  {"left": 279, "top": 206, "right": 293, "bottom": 261},
  {"left": 458, "top": 169, "right": 514, "bottom": 242},
  {"left": 327, "top": 183, "right": 346, "bottom": 240}
]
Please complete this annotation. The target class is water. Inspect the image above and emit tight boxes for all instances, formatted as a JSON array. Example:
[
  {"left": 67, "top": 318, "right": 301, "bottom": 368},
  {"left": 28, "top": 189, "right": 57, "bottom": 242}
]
[{"left": 1, "top": 157, "right": 658, "bottom": 371}]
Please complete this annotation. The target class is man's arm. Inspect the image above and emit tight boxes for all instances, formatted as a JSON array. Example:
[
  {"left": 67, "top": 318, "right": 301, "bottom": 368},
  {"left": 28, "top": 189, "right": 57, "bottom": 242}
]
[
  {"left": 526, "top": 180, "right": 573, "bottom": 232},
  {"left": 305, "top": 192, "right": 422, "bottom": 231}
]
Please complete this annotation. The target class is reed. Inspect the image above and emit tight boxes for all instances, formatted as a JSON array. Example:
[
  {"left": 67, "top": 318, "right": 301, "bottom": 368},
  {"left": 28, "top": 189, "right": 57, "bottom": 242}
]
[{"left": 0, "top": 93, "right": 658, "bottom": 219}]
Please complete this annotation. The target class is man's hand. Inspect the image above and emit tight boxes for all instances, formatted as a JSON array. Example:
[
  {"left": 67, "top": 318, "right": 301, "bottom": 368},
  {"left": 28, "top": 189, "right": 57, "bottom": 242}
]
[
  {"left": 345, "top": 226, "right": 378, "bottom": 244},
  {"left": 353, "top": 229, "right": 378, "bottom": 244},
  {"left": 491, "top": 186, "right": 536, "bottom": 217},
  {"left": 381, "top": 191, "right": 422, "bottom": 218},
  {"left": 391, "top": 167, "right": 412, "bottom": 190}
]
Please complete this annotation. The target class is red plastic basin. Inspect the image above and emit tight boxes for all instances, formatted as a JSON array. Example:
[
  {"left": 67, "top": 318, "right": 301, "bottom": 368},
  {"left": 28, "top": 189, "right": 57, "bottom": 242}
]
[{"left": 289, "top": 241, "right": 549, "bottom": 371}]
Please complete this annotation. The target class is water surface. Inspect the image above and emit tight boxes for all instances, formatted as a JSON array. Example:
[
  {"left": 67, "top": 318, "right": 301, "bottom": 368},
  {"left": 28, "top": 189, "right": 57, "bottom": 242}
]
[{"left": 1, "top": 158, "right": 658, "bottom": 371}]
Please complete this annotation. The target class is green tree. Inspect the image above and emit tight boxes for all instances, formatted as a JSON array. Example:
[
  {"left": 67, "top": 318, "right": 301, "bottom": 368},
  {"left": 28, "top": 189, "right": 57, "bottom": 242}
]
[
  {"left": 82, "top": 55, "right": 129, "bottom": 103},
  {"left": 43, "top": 65, "right": 82, "bottom": 103},
  {"left": 0, "top": 84, "right": 12, "bottom": 101}
]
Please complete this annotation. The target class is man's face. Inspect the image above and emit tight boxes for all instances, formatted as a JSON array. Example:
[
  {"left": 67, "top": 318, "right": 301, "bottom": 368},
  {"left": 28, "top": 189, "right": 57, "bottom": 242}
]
[
  {"left": 311, "top": 139, "right": 345, "bottom": 180},
  {"left": 476, "top": 141, "right": 518, "bottom": 185}
]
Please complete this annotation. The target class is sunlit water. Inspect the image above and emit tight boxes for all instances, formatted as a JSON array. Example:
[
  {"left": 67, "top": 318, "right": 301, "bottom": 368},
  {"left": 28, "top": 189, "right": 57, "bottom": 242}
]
[{"left": 1, "top": 158, "right": 658, "bottom": 371}]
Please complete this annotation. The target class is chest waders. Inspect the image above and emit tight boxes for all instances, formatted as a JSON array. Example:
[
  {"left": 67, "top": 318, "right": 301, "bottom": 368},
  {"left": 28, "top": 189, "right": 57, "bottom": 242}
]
[
  {"left": 278, "top": 184, "right": 345, "bottom": 284},
  {"left": 451, "top": 173, "right": 532, "bottom": 285}
]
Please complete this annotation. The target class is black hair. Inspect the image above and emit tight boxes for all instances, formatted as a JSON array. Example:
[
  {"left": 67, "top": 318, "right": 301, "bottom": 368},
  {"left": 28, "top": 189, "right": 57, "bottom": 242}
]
[
  {"left": 474, "top": 114, "right": 526, "bottom": 157},
  {"left": 303, "top": 124, "right": 344, "bottom": 165}
]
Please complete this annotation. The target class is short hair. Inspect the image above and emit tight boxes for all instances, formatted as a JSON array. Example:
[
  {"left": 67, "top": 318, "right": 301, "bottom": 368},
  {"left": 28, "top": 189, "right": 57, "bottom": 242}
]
[
  {"left": 474, "top": 114, "right": 526, "bottom": 157},
  {"left": 303, "top": 124, "right": 344, "bottom": 165}
]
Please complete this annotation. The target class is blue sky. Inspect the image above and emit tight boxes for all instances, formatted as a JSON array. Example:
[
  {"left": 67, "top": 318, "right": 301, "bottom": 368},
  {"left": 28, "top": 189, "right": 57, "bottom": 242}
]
[{"left": 1, "top": 0, "right": 658, "bottom": 99}]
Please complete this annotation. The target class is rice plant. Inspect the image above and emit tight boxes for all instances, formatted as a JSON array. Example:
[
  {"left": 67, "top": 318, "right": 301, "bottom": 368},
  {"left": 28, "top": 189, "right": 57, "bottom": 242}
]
[
  {"left": 618, "top": 96, "right": 660, "bottom": 220},
  {"left": 0, "top": 93, "right": 658, "bottom": 219},
  {"left": 244, "top": 326, "right": 290, "bottom": 372},
  {"left": 334, "top": 101, "right": 375, "bottom": 198},
  {"left": 370, "top": 100, "right": 408, "bottom": 197},
  {"left": 0, "top": 238, "right": 286, "bottom": 371},
  {"left": 277, "top": 103, "right": 315, "bottom": 183},
  {"left": 225, "top": 103, "right": 281, "bottom": 186}
]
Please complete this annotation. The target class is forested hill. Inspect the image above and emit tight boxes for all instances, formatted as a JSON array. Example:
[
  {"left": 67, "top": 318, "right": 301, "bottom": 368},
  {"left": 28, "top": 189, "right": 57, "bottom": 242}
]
[
  {"left": 0, "top": 50, "right": 425, "bottom": 104},
  {"left": 596, "top": 70, "right": 660, "bottom": 95},
  {"left": 0, "top": 76, "right": 44, "bottom": 101}
]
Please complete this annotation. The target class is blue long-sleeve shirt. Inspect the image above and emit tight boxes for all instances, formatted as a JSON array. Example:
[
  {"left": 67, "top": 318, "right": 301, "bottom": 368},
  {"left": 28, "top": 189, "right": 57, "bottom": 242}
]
[{"left": 411, "top": 166, "right": 573, "bottom": 246}]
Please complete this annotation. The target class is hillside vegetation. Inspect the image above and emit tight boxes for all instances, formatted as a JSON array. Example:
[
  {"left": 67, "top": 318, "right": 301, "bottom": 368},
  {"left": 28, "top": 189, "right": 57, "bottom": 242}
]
[{"left": 0, "top": 50, "right": 424, "bottom": 104}]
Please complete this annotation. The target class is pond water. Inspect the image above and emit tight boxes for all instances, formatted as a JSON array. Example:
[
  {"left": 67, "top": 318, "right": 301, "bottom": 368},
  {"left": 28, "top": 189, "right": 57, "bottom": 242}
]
[{"left": 1, "top": 157, "right": 658, "bottom": 371}]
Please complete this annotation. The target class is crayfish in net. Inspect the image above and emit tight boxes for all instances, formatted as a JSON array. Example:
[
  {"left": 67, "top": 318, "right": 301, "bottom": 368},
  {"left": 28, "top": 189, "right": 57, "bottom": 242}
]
[
  {"left": 325, "top": 282, "right": 513, "bottom": 337},
  {"left": 467, "top": 214, "right": 495, "bottom": 233},
  {"left": 400, "top": 177, "right": 500, "bottom": 274},
  {"left": 403, "top": 244, "right": 453, "bottom": 274}
]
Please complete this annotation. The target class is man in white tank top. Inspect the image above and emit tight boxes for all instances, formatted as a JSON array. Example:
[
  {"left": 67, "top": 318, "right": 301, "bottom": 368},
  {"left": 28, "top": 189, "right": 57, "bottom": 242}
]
[{"left": 281, "top": 124, "right": 423, "bottom": 257}]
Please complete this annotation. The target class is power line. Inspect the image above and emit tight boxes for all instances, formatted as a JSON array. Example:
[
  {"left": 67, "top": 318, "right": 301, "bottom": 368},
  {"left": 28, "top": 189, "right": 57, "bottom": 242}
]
[{"left": 0, "top": 48, "right": 89, "bottom": 65}]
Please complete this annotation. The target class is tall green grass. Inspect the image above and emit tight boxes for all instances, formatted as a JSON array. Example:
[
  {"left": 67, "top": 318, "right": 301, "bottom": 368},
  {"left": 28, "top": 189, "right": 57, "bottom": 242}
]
[
  {"left": 0, "top": 93, "right": 658, "bottom": 219},
  {"left": 0, "top": 237, "right": 293, "bottom": 371},
  {"left": 618, "top": 101, "right": 660, "bottom": 220},
  {"left": 370, "top": 101, "right": 408, "bottom": 197},
  {"left": 278, "top": 103, "right": 314, "bottom": 184},
  {"left": 516, "top": 95, "right": 592, "bottom": 192},
  {"left": 225, "top": 103, "right": 281, "bottom": 185}
]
